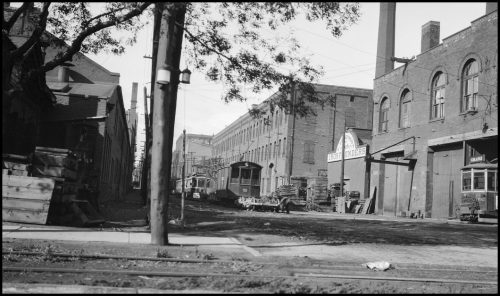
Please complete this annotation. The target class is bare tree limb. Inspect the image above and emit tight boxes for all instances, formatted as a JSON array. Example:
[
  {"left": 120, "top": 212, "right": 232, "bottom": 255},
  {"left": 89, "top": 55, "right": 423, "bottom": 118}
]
[
  {"left": 34, "top": 2, "right": 153, "bottom": 75},
  {"left": 3, "top": 2, "right": 33, "bottom": 32},
  {"left": 11, "top": 2, "right": 50, "bottom": 60}
]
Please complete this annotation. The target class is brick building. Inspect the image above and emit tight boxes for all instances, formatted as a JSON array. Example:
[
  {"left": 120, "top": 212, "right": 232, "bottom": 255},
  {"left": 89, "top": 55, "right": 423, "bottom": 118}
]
[
  {"left": 370, "top": 3, "right": 498, "bottom": 218},
  {"left": 212, "top": 84, "right": 373, "bottom": 196},
  {"left": 3, "top": 3, "right": 56, "bottom": 155},
  {"left": 171, "top": 133, "right": 213, "bottom": 180}
]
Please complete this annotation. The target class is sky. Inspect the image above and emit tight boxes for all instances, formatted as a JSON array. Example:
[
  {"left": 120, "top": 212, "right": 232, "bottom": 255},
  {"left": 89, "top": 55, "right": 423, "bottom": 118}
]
[{"left": 83, "top": 2, "right": 489, "bottom": 165}]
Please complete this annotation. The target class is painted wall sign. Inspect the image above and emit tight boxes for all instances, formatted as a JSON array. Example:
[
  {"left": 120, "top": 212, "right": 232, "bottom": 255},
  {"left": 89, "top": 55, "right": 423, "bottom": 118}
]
[{"left": 327, "top": 131, "right": 367, "bottom": 162}]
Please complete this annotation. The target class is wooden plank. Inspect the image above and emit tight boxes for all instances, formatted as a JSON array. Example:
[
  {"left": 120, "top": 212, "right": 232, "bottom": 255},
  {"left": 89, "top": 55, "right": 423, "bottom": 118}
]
[
  {"left": 2, "top": 154, "right": 29, "bottom": 162},
  {"left": 35, "top": 146, "right": 71, "bottom": 154},
  {"left": 2, "top": 197, "right": 51, "bottom": 212},
  {"left": 2, "top": 175, "right": 55, "bottom": 201},
  {"left": 32, "top": 165, "right": 77, "bottom": 180},
  {"left": 2, "top": 174, "right": 56, "bottom": 188},
  {"left": 2, "top": 161, "right": 29, "bottom": 171},
  {"left": 10, "top": 169, "right": 29, "bottom": 176},
  {"left": 2, "top": 208, "right": 49, "bottom": 224},
  {"left": 33, "top": 152, "right": 78, "bottom": 170}
]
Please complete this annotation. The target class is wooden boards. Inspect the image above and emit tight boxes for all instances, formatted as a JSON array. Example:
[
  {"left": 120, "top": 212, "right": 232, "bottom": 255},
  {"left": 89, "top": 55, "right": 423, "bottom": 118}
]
[
  {"left": 2, "top": 174, "right": 55, "bottom": 224},
  {"left": 361, "top": 187, "right": 377, "bottom": 214}
]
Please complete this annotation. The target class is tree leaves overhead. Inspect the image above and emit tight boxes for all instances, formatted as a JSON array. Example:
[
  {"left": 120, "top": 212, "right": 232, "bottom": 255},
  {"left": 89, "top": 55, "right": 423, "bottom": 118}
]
[
  {"left": 183, "top": 2, "right": 360, "bottom": 117},
  {"left": 4, "top": 2, "right": 360, "bottom": 117}
]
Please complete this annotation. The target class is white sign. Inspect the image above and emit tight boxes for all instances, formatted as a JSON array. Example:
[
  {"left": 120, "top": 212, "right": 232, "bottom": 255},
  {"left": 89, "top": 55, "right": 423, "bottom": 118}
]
[{"left": 327, "top": 132, "right": 367, "bottom": 162}]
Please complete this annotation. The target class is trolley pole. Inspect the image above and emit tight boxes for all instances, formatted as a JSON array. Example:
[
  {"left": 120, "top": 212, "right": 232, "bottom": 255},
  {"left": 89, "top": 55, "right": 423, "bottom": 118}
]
[{"left": 181, "top": 129, "right": 186, "bottom": 223}]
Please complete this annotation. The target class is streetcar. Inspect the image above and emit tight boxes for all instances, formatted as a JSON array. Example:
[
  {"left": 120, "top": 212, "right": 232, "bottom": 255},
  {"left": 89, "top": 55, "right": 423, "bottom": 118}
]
[
  {"left": 211, "top": 161, "right": 262, "bottom": 204},
  {"left": 459, "top": 162, "right": 498, "bottom": 223},
  {"left": 175, "top": 173, "right": 215, "bottom": 200}
]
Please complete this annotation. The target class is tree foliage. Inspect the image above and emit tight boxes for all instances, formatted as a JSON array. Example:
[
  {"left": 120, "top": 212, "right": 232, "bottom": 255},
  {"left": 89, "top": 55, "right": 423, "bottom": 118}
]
[{"left": 3, "top": 2, "right": 360, "bottom": 116}]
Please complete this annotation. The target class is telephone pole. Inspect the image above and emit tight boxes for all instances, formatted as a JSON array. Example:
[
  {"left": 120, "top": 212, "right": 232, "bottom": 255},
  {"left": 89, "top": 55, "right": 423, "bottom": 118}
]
[
  {"left": 339, "top": 116, "right": 346, "bottom": 198},
  {"left": 287, "top": 79, "right": 296, "bottom": 184},
  {"left": 181, "top": 129, "right": 186, "bottom": 223},
  {"left": 141, "top": 86, "right": 150, "bottom": 205},
  {"left": 150, "top": 3, "right": 186, "bottom": 245}
]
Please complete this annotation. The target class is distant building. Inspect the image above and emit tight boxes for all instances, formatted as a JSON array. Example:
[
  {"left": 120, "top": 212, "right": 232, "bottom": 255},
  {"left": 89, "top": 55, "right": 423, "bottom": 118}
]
[
  {"left": 370, "top": 3, "right": 497, "bottom": 218},
  {"left": 212, "top": 84, "right": 373, "bottom": 196},
  {"left": 171, "top": 133, "right": 213, "bottom": 180}
]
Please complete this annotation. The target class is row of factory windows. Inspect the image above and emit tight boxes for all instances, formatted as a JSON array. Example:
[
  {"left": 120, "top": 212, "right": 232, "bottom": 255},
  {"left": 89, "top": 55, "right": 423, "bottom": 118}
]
[
  {"left": 215, "top": 137, "right": 319, "bottom": 167},
  {"left": 216, "top": 137, "right": 288, "bottom": 165},
  {"left": 378, "top": 58, "right": 482, "bottom": 133},
  {"left": 214, "top": 108, "right": 288, "bottom": 155}
]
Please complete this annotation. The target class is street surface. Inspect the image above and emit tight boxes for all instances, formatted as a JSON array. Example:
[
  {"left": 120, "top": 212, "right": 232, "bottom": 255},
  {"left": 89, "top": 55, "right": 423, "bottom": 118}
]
[{"left": 2, "top": 190, "right": 498, "bottom": 293}]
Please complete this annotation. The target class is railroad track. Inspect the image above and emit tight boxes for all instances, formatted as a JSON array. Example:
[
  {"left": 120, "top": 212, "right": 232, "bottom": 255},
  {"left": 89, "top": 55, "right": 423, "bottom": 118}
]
[{"left": 3, "top": 250, "right": 497, "bottom": 286}]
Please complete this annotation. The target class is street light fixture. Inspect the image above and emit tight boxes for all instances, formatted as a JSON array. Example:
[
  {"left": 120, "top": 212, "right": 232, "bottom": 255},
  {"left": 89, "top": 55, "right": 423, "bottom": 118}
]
[
  {"left": 156, "top": 64, "right": 191, "bottom": 85},
  {"left": 180, "top": 68, "right": 191, "bottom": 84}
]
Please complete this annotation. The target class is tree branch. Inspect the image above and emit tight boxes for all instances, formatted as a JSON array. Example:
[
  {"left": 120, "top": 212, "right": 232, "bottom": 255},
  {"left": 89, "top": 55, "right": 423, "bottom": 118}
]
[
  {"left": 81, "top": 6, "right": 129, "bottom": 29},
  {"left": 35, "top": 2, "right": 153, "bottom": 75},
  {"left": 180, "top": 22, "right": 276, "bottom": 86},
  {"left": 4, "top": 2, "right": 33, "bottom": 33},
  {"left": 11, "top": 2, "right": 50, "bottom": 60}
]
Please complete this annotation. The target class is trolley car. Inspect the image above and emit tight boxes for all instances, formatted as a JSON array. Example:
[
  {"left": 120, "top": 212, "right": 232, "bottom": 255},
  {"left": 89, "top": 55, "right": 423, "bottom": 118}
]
[
  {"left": 459, "top": 163, "right": 497, "bottom": 223},
  {"left": 175, "top": 173, "right": 215, "bottom": 200},
  {"left": 212, "top": 161, "right": 262, "bottom": 204}
]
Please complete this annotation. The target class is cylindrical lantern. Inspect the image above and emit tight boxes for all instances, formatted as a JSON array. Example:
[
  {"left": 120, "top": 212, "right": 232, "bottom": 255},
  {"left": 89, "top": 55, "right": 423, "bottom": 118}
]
[{"left": 156, "top": 64, "right": 171, "bottom": 85}]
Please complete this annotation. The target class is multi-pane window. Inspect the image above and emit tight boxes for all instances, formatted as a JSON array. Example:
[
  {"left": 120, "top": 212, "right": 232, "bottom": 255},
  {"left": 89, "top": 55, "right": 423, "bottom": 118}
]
[
  {"left": 399, "top": 90, "right": 411, "bottom": 128},
  {"left": 462, "top": 59, "right": 479, "bottom": 111},
  {"left": 303, "top": 141, "right": 315, "bottom": 164},
  {"left": 431, "top": 72, "right": 446, "bottom": 119},
  {"left": 379, "top": 98, "right": 389, "bottom": 133}
]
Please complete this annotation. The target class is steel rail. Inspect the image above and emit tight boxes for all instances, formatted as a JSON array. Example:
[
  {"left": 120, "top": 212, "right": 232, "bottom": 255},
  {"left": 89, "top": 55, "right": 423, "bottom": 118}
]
[
  {"left": 3, "top": 266, "right": 497, "bottom": 285},
  {"left": 4, "top": 251, "right": 498, "bottom": 274}
]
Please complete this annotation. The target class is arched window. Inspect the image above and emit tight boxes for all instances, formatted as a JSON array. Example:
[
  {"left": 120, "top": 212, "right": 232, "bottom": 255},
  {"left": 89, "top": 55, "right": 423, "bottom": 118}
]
[
  {"left": 379, "top": 97, "right": 389, "bottom": 133},
  {"left": 462, "top": 59, "right": 479, "bottom": 111},
  {"left": 431, "top": 72, "right": 446, "bottom": 119},
  {"left": 399, "top": 89, "right": 411, "bottom": 128}
]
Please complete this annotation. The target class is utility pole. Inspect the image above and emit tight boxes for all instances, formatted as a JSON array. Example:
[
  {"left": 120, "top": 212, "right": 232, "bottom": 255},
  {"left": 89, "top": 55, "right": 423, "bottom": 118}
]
[
  {"left": 287, "top": 79, "right": 296, "bottom": 184},
  {"left": 339, "top": 116, "right": 346, "bottom": 198},
  {"left": 150, "top": 3, "right": 186, "bottom": 245},
  {"left": 141, "top": 87, "right": 150, "bottom": 205},
  {"left": 331, "top": 95, "right": 337, "bottom": 151},
  {"left": 181, "top": 129, "right": 186, "bottom": 223}
]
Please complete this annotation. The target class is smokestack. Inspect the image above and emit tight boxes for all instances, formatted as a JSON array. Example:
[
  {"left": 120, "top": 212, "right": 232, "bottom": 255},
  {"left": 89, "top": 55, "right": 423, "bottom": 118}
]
[
  {"left": 375, "top": 2, "right": 396, "bottom": 78},
  {"left": 57, "top": 66, "right": 69, "bottom": 82},
  {"left": 421, "top": 21, "right": 440, "bottom": 53},
  {"left": 131, "top": 82, "right": 138, "bottom": 110},
  {"left": 486, "top": 2, "right": 498, "bottom": 14}
]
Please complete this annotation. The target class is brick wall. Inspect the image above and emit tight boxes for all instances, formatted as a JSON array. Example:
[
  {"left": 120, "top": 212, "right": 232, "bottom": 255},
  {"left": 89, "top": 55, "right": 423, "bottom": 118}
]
[{"left": 371, "top": 11, "right": 498, "bottom": 218}]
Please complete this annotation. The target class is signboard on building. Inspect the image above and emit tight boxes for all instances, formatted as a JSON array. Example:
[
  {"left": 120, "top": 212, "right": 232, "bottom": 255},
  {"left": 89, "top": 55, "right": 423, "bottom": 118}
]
[
  {"left": 327, "top": 131, "right": 367, "bottom": 162},
  {"left": 470, "top": 155, "right": 485, "bottom": 164}
]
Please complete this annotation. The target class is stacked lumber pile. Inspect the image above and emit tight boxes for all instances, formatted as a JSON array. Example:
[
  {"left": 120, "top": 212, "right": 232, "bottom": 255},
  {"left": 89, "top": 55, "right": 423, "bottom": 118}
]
[
  {"left": 32, "top": 147, "right": 78, "bottom": 181},
  {"left": 312, "top": 177, "right": 328, "bottom": 204},
  {"left": 361, "top": 187, "right": 377, "bottom": 214},
  {"left": 3, "top": 154, "right": 56, "bottom": 225},
  {"left": 277, "top": 184, "right": 305, "bottom": 206},
  {"left": 3, "top": 154, "right": 31, "bottom": 176}
]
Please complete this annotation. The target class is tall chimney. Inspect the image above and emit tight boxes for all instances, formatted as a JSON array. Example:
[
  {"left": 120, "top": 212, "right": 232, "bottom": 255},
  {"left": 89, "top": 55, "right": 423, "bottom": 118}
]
[
  {"left": 375, "top": 2, "right": 396, "bottom": 79},
  {"left": 57, "top": 66, "right": 69, "bottom": 82},
  {"left": 486, "top": 2, "right": 498, "bottom": 14},
  {"left": 131, "top": 82, "right": 138, "bottom": 110},
  {"left": 421, "top": 21, "right": 440, "bottom": 53}
]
